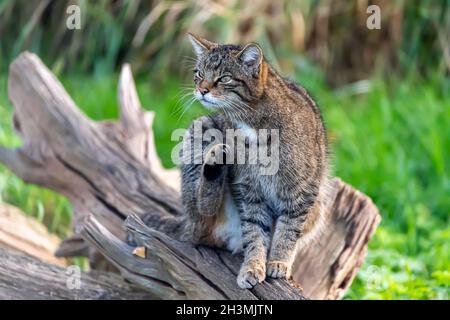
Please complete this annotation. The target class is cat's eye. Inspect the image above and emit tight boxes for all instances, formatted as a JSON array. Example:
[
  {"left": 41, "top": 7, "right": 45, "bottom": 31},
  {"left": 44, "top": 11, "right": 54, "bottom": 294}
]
[
  {"left": 194, "top": 70, "right": 203, "bottom": 79},
  {"left": 219, "top": 75, "right": 232, "bottom": 84}
]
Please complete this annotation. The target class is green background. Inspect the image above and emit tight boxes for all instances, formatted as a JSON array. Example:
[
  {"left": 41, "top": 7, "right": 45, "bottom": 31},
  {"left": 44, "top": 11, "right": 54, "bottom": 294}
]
[{"left": 0, "top": 0, "right": 448, "bottom": 299}]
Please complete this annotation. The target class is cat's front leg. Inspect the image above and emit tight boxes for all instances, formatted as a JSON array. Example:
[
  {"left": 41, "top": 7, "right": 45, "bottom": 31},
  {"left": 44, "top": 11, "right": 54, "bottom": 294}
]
[
  {"left": 266, "top": 213, "right": 305, "bottom": 279},
  {"left": 234, "top": 184, "right": 273, "bottom": 289},
  {"left": 237, "top": 215, "right": 272, "bottom": 288},
  {"left": 267, "top": 174, "right": 320, "bottom": 278},
  {"left": 267, "top": 203, "right": 311, "bottom": 279}
]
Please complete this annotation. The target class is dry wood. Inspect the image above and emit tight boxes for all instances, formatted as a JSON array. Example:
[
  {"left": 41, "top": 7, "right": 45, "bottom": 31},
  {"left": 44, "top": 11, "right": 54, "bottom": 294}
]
[
  {"left": 0, "top": 247, "right": 154, "bottom": 300},
  {"left": 77, "top": 213, "right": 306, "bottom": 300},
  {"left": 0, "top": 52, "right": 381, "bottom": 300},
  {"left": 292, "top": 179, "right": 381, "bottom": 299},
  {"left": 0, "top": 203, "right": 67, "bottom": 266}
]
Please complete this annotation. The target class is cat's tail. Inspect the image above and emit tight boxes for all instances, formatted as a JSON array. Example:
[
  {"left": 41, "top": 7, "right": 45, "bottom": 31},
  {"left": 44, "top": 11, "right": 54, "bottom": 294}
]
[{"left": 134, "top": 212, "right": 224, "bottom": 247}]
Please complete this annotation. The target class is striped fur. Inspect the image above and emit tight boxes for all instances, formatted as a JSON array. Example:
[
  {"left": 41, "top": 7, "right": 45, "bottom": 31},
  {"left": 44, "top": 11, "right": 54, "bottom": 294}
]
[{"left": 141, "top": 34, "right": 331, "bottom": 290}]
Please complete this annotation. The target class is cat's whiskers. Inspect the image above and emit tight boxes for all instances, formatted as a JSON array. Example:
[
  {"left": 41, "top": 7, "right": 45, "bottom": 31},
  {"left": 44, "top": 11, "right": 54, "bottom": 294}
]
[
  {"left": 218, "top": 103, "right": 236, "bottom": 125},
  {"left": 179, "top": 83, "right": 196, "bottom": 89},
  {"left": 176, "top": 96, "right": 197, "bottom": 122},
  {"left": 231, "top": 101, "right": 249, "bottom": 123},
  {"left": 223, "top": 98, "right": 250, "bottom": 124},
  {"left": 221, "top": 100, "right": 243, "bottom": 124},
  {"left": 172, "top": 88, "right": 195, "bottom": 116},
  {"left": 181, "top": 56, "right": 198, "bottom": 70},
  {"left": 181, "top": 55, "right": 197, "bottom": 63},
  {"left": 237, "top": 99, "right": 261, "bottom": 120}
]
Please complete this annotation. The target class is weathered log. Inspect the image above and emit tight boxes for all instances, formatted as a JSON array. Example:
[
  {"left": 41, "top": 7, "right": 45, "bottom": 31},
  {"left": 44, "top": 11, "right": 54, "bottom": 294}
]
[
  {"left": 76, "top": 214, "right": 305, "bottom": 300},
  {"left": 0, "top": 203, "right": 67, "bottom": 266},
  {"left": 0, "top": 247, "right": 154, "bottom": 300},
  {"left": 0, "top": 52, "right": 381, "bottom": 299},
  {"left": 292, "top": 180, "right": 381, "bottom": 299}
]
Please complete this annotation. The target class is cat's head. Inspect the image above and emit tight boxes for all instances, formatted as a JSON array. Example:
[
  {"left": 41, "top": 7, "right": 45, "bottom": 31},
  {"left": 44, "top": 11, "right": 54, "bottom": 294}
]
[{"left": 188, "top": 33, "right": 266, "bottom": 110}]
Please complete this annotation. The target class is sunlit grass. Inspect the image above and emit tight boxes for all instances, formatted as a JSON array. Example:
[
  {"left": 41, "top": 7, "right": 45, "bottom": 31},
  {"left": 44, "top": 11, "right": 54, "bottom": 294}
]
[
  {"left": 300, "top": 73, "right": 450, "bottom": 300},
  {"left": 292, "top": 69, "right": 449, "bottom": 299}
]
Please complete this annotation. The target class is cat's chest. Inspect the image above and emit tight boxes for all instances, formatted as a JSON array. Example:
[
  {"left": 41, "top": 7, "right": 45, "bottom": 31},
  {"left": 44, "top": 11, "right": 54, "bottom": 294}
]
[
  {"left": 231, "top": 121, "right": 280, "bottom": 167},
  {"left": 257, "top": 175, "right": 280, "bottom": 209},
  {"left": 230, "top": 121, "right": 284, "bottom": 208},
  {"left": 232, "top": 167, "right": 280, "bottom": 208}
]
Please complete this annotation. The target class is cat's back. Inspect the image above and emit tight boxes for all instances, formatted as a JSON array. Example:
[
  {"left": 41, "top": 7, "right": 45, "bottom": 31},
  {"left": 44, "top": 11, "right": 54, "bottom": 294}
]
[{"left": 282, "top": 77, "right": 325, "bottom": 128}]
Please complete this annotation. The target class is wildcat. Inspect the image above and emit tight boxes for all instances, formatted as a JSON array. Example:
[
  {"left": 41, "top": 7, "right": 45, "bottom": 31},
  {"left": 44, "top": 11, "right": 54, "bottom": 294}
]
[{"left": 142, "top": 34, "right": 331, "bottom": 289}]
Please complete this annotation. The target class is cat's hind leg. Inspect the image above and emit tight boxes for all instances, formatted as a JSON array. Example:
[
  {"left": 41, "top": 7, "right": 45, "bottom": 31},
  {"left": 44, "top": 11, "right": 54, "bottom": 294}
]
[{"left": 196, "top": 143, "right": 229, "bottom": 216}]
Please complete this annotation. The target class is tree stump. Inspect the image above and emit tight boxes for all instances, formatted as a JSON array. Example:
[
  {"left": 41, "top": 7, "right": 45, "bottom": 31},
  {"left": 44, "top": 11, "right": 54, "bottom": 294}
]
[{"left": 0, "top": 52, "right": 381, "bottom": 300}]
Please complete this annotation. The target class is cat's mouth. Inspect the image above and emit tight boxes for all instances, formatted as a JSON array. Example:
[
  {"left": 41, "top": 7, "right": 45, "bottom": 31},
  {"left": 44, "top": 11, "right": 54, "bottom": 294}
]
[
  {"left": 198, "top": 97, "right": 218, "bottom": 108},
  {"left": 195, "top": 91, "right": 220, "bottom": 109}
]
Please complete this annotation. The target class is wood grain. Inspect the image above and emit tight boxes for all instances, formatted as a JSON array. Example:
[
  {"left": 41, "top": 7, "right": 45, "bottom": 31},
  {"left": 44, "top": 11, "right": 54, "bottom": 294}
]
[
  {"left": 0, "top": 248, "right": 154, "bottom": 300},
  {"left": 0, "top": 203, "right": 67, "bottom": 266}
]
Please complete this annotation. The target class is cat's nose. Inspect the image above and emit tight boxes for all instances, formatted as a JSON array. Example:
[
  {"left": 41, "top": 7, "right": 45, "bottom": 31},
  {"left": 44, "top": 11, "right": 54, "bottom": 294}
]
[{"left": 198, "top": 87, "right": 209, "bottom": 95}]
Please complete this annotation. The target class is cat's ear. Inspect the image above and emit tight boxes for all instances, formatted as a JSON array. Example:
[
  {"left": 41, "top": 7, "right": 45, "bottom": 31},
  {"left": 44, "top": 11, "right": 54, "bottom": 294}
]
[
  {"left": 237, "top": 43, "right": 263, "bottom": 73},
  {"left": 187, "top": 33, "right": 217, "bottom": 57}
]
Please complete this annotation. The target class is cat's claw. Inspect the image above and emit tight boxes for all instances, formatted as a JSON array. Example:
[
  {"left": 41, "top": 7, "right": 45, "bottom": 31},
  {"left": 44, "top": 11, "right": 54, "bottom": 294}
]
[
  {"left": 204, "top": 144, "right": 229, "bottom": 165},
  {"left": 266, "top": 261, "right": 291, "bottom": 279},
  {"left": 202, "top": 144, "right": 229, "bottom": 181},
  {"left": 237, "top": 262, "right": 266, "bottom": 289}
]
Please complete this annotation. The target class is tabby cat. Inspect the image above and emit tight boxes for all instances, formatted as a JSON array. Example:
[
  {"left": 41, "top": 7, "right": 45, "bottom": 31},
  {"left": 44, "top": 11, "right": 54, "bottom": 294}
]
[{"left": 142, "top": 34, "right": 331, "bottom": 289}]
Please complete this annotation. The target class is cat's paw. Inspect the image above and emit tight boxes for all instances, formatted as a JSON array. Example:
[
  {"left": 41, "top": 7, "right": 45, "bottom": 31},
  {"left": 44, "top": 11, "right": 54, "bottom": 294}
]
[
  {"left": 266, "top": 260, "right": 291, "bottom": 279},
  {"left": 237, "top": 260, "right": 266, "bottom": 289},
  {"left": 202, "top": 144, "right": 229, "bottom": 181}
]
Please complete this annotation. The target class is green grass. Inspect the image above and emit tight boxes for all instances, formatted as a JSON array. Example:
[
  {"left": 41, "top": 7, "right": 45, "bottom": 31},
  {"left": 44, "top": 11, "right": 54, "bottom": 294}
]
[
  {"left": 315, "top": 77, "right": 450, "bottom": 300},
  {"left": 0, "top": 65, "right": 448, "bottom": 299}
]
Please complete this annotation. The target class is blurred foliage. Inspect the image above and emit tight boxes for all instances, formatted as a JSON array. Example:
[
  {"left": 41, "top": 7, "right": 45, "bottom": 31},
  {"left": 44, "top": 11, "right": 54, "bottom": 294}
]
[
  {"left": 0, "top": 0, "right": 448, "bottom": 84},
  {"left": 0, "top": 0, "right": 448, "bottom": 299}
]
